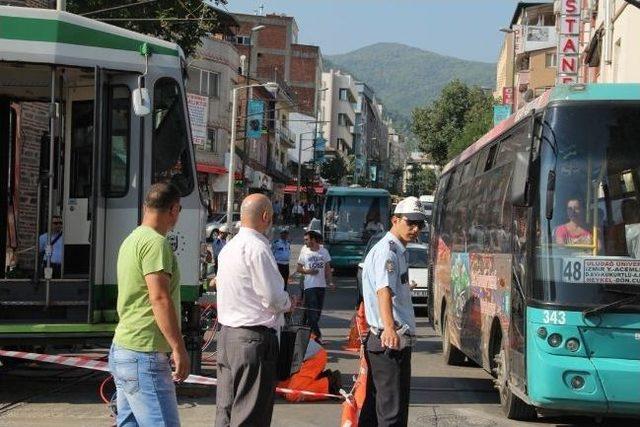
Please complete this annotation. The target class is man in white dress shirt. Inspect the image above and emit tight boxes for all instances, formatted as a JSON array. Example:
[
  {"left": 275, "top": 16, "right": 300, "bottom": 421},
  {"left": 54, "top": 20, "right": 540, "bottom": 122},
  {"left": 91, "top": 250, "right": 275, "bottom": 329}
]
[{"left": 215, "top": 193, "right": 294, "bottom": 427}]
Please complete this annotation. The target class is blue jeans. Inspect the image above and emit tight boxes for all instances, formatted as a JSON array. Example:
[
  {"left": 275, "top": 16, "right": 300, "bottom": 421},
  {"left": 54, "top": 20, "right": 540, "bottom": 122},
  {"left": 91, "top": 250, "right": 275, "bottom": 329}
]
[
  {"left": 108, "top": 343, "right": 180, "bottom": 427},
  {"left": 303, "top": 287, "right": 326, "bottom": 339}
]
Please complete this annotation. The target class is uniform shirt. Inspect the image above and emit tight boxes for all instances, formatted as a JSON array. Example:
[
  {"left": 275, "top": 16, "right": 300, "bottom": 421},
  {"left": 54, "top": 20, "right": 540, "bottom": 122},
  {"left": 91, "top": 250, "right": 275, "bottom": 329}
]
[
  {"left": 216, "top": 227, "right": 291, "bottom": 329},
  {"left": 298, "top": 246, "right": 331, "bottom": 289},
  {"left": 212, "top": 237, "right": 227, "bottom": 258},
  {"left": 272, "top": 238, "right": 291, "bottom": 265},
  {"left": 362, "top": 231, "right": 416, "bottom": 335},
  {"left": 113, "top": 225, "right": 180, "bottom": 353},
  {"left": 39, "top": 232, "right": 64, "bottom": 265}
]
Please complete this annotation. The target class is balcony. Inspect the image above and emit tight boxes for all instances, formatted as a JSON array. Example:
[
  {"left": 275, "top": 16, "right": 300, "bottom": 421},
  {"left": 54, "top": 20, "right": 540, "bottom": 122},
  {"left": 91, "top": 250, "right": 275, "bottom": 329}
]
[
  {"left": 255, "top": 66, "right": 297, "bottom": 105},
  {"left": 267, "top": 159, "right": 292, "bottom": 183},
  {"left": 276, "top": 123, "right": 297, "bottom": 148}
]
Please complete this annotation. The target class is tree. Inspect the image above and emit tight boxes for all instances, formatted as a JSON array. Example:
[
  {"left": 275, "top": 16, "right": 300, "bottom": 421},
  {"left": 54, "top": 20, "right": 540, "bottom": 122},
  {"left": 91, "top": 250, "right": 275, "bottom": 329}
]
[
  {"left": 320, "top": 156, "right": 348, "bottom": 186},
  {"left": 411, "top": 79, "right": 494, "bottom": 166},
  {"left": 67, "top": 0, "right": 230, "bottom": 57}
]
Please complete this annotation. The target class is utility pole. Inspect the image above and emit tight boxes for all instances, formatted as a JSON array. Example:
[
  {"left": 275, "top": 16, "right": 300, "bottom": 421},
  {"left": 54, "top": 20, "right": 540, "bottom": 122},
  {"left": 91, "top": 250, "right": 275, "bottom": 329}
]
[{"left": 56, "top": 0, "right": 66, "bottom": 11}]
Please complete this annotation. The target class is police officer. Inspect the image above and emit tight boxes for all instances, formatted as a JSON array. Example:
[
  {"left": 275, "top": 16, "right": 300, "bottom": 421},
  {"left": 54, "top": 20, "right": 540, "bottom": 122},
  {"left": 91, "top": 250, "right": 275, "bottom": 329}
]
[
  {"left": 359, "top": 196, "right": 425, "bottom": 426},
  {"left": 272, "top": 228, "right": 292, "bottom": 288}
]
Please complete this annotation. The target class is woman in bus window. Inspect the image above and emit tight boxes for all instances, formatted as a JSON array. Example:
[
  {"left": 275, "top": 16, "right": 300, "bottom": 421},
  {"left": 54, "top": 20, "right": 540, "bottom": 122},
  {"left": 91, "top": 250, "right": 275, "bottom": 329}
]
[{"left": 555, "top": 199, "right": 593, "bottom": 245}]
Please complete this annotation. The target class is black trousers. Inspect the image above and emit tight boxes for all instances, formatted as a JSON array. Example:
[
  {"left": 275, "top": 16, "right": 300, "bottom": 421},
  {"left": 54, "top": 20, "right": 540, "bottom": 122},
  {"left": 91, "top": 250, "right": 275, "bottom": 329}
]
[
  {"left": 303, "top": 287, "right": 325, "bottom": 338},
  {"left": 215, "top": 325, "right": 278, "bottom": 427},
  {"left": 277, "top": 263, "right": 290, "bottom": 289},
  {"left": 359, "top": 333, "right": 412, "bottom": 427}
]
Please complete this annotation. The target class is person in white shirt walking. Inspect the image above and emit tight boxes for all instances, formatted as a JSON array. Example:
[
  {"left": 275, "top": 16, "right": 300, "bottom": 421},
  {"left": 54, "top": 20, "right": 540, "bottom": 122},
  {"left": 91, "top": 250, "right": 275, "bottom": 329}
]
[
  {"left": 297, "top": 230, "right": 334, "bottom": 342},
  {"left": 215, "top": 194, "right": 295, "bottom": 426},
  {"left": 293, "top": 202, "right": 304, "bottom": 228}
]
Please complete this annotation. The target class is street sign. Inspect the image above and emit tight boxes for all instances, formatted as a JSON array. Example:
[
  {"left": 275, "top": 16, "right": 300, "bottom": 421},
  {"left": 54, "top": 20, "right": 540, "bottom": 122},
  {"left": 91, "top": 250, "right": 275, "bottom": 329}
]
[
  {"left": 314, "top": 136, "right": 326, "bottom": 163},
  {"left": 493, "top": 105, "right": 512, "bottom": 126}
]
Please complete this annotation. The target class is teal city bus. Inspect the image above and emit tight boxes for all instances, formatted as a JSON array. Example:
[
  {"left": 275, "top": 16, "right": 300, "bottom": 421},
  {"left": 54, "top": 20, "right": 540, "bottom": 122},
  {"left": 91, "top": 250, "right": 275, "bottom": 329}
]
[
  {"left": 322, "top": 187, "right": 390, "bottom": 268},
  {"left": 429, "top": 84, "right": 640, "bottom": 420}
]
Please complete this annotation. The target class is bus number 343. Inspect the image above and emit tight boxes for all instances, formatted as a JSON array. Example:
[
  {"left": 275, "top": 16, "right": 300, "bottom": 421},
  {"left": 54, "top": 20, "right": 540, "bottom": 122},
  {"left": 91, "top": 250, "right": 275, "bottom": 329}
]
[{"left": 542, "top": 310, "right": 567, "bottom": 325}]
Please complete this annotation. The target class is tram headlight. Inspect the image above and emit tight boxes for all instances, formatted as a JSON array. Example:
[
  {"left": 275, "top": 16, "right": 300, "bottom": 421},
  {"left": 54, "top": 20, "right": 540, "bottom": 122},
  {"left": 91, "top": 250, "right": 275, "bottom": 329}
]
[
  {"left": 570, "top": 375, "right": 585, "bottom": 390},
  {"left": 565, "top": 338, "right": 580, "bottom": 352},
  {"left": 537, "top": 327, "right": 548, "bottom": 339},
  {"left": 547, "top": 333, "right": 563, "bottom": 347}
]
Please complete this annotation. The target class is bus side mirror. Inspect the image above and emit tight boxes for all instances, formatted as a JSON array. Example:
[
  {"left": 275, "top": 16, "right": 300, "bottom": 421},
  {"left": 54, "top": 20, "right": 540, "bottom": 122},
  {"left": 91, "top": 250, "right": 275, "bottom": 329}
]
[
  {"left": 132, "top": 87, "right": 151, "bottom": 117},
  {"left": 511, "top": 150, "right": 531, "bottom": 207}
]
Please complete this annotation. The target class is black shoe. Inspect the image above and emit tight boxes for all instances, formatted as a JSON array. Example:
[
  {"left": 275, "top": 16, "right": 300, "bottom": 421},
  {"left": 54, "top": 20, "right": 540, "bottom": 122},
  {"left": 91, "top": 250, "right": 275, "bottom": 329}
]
[{"left": 328, "top": 369, "right": 342, "bottom": 394}]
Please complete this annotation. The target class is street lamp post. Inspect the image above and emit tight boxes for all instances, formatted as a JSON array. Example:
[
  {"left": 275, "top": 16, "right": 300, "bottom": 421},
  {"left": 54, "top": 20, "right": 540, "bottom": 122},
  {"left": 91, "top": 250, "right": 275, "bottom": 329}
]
[
  {"left": 226, "top": 81, "right": 279, "bottom": 231},
  {"left": 296, "top": 130, "right": 321, "bottom": 204}
]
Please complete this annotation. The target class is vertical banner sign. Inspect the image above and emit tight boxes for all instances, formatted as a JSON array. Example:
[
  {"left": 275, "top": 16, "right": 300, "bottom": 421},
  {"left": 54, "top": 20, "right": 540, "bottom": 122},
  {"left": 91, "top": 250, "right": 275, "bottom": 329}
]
[
  {"left": 558, "top": 0, "right": 581, "bottom": 84},
  {"left": 502, "top": 87, "right": 514, "bottom": 106},
  {"left": 247, "top": 99, "right": 265, "bottom": 139},
  {"left": 513, "top": 25, "right": 524, "bottom": 54},
  {"left": 187, "top": 93, "right": 209, "bottom": 145},
  {"left": 314, "top": 136, "right": 326, "bottom": 163}
]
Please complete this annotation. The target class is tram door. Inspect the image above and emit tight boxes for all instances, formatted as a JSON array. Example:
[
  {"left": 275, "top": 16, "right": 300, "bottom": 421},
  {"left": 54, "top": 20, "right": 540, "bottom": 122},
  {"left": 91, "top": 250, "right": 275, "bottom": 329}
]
[{"left": 63, "top": 86, "right": 94, "bottom": 276}]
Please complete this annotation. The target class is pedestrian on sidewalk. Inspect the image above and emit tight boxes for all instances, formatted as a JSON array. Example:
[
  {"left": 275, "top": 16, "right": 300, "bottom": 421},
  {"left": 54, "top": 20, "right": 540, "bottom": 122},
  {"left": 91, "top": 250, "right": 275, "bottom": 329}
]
[
  {"left": 293, "top": 202, "right": 304, "bottom": 228},
  {"left": 215, "top": 193, "right": 295, "bottom": 426},
  {"left": 359, "top": 196, "right": 424, "bottom": 426},
  {"left": 109, "top": 182, "right": 188, "bottom": 427},
  {"left": 272, "top": 228, "right": 292, "bottom": 289},
  {"left": 297, "top": 230, "right": 334, "bottom": 343},
  {"left": 211, "top": 224, "right": 229, "bottom": 274}
]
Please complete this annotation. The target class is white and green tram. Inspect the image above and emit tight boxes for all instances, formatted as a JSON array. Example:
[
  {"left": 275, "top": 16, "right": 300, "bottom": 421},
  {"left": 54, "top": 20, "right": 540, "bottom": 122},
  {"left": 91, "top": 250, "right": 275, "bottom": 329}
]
[{"left": 0, "top": 6, "right": 206, "bottom": 369}]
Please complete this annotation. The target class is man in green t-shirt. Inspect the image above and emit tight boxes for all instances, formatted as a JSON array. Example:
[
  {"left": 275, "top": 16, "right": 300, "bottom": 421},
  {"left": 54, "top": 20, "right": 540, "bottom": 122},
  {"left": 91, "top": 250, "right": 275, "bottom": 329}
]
[{"left": 108, "top": 182, "right": 188, "bottom": 426}]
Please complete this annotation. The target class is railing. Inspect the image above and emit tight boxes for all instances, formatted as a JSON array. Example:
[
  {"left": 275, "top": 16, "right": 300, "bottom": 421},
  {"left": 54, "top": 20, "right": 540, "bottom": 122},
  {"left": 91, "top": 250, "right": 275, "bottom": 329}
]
[{"left": 276, "top": 123, "right": 297, "bottom": 147}]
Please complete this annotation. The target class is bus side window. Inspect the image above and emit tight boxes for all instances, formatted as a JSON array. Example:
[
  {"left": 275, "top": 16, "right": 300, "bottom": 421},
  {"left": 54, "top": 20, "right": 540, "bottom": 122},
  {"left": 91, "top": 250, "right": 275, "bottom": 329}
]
[
  {"left": 484, "top": 143, "right": 499, "bottom": 172},
  {"left": 152, "top": 78, "right": 194, "bottom": 196}
]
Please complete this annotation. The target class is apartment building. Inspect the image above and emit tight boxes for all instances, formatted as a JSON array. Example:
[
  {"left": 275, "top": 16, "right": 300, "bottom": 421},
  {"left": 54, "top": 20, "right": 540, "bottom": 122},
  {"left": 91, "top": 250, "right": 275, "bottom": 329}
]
[{"left": 320, "top": 70, "right": 358, "bottom": 158}]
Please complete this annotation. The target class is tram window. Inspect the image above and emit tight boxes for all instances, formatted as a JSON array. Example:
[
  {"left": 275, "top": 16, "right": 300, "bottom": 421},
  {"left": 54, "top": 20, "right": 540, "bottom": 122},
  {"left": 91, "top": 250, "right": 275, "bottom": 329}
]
[
  {"left": 106, "top": 86, "right": 130, "bottom": 197},
  {"left": 152, "top": 78, "right": 194, "bottom": 196},
  {"left": 70, "top": 100, "right": 94, "bottom": 199}
]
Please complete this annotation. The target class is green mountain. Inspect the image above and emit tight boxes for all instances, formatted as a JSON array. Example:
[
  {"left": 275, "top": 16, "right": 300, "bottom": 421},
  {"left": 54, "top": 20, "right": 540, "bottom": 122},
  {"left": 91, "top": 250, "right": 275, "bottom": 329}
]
[{"left": 325, "top": 42, "right": 496, "bottom": 137}]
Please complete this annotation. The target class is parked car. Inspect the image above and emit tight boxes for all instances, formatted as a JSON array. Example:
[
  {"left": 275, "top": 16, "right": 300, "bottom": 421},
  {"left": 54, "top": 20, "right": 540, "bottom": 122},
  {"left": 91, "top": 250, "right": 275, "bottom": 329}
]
[
  {"left": 356, "top": 234, "right": 430, "bottom": 316},
  {"left": 205, "top": 212, "right": 240, "bottom": 240},
  {"left": 407, "top": 242, "right": 429, "bottom": 315}
]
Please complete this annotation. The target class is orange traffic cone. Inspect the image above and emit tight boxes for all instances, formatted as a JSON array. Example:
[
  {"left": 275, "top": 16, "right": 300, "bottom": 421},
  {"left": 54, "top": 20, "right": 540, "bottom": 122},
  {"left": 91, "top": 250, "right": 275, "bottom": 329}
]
[
  {"left": 343, "top": 303, "right": 368, "bottom": 352},
  {"left": 340, "top": 348, "right": 368, "bottom": 427}
]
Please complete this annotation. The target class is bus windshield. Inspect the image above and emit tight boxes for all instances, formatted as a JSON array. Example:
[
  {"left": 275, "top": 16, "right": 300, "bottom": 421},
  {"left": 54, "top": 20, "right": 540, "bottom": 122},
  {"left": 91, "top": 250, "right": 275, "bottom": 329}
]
[
  {"left": 324, "top": 195, "right": 389, "bottom": 243},
  {"left": 534, "top": 103, "right": 640, "bottom": 309}
]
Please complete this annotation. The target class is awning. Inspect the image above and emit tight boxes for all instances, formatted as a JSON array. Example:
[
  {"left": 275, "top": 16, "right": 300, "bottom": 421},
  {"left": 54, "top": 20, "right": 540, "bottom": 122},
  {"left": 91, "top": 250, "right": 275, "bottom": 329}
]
[
  {"left": 584, "top": 28, "right": 603, "bottom": 67},
  {"left": 283, "top": 185, "right": 325, "bottom": 195},
  {"left": 196, "top": 163, "right": 227, "bottom": 175}
]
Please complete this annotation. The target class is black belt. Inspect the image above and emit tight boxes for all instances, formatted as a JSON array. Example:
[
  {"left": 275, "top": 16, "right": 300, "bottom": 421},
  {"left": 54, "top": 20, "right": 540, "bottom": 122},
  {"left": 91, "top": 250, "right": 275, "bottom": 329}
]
[{"left": 222, "top": 324, "right": 276, "bottom": 334}]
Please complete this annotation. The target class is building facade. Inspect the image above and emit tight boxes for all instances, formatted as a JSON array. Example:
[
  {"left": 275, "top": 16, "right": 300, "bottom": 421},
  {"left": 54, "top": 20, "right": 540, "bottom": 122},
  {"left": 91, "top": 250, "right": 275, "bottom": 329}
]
[
  {"left": 582, "top": 0, "right": 640, "bottom": 84},
  {"left": 320, "top": 70, "right": 357, "bottom": 158},
  {"left": 187, "top": 36, "right": 240, "bottom": 215},
  {"left": 231, "top": 12, "right": 323, "bottom": 116},
  {"left": 498, "top": 2, "right": 558, "bottom": 110}
]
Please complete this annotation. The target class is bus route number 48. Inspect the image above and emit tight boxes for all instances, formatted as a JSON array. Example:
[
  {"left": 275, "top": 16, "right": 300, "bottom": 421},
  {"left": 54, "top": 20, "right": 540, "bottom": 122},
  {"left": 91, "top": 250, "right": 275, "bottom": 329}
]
[
  {"left": 542, "top": 310, "right": 567, "bottom": 325},
  {"left": 563, "top": 258, "right": 583, "bottom": 283}
]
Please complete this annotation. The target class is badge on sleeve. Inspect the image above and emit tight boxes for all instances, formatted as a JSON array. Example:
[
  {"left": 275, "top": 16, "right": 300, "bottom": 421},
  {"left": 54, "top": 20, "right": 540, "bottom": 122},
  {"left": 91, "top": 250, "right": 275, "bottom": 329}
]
[{"left": 385, "top": 259, "right": 395, "bottom": 272}]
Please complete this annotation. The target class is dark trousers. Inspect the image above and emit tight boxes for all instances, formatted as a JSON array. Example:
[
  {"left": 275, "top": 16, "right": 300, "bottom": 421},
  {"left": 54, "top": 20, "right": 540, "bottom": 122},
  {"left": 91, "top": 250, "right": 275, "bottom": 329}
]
[
  {"left": 359, "top": 333, "right": 412, "bottom": 427},
  {"left": 277, "top": 263, "right": 290, "bottom": 289},
  {"left": 215, "top": 325, "right": 279, "bottom": 427},
  {"left": 295, "top": 213, "right": 303, "bottom": 227},
  {"left": 303, "top": 287, "right": 325, "bottom": 338}
]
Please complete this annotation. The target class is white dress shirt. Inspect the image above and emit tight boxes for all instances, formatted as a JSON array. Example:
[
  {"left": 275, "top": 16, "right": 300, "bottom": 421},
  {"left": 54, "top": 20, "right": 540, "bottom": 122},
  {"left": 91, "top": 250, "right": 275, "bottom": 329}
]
[{"left": 216, "top": 227, "right": 291, "bottom": 329}]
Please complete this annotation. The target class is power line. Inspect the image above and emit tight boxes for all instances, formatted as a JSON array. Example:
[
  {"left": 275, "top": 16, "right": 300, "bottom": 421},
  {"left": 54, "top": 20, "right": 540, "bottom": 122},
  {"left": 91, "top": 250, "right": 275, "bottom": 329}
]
[{"left": 80, "top": 0, "right": 157, "bottom": 17}]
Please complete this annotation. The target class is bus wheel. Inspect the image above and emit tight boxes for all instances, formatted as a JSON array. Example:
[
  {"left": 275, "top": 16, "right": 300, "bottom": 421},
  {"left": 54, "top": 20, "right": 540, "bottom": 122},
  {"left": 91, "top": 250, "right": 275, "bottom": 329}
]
[
  {"left": 493, "top": 341, "right": 537, "bottom": 420},
  {"left": 442, "top": 312, "right": 465, "bottom": 365}
]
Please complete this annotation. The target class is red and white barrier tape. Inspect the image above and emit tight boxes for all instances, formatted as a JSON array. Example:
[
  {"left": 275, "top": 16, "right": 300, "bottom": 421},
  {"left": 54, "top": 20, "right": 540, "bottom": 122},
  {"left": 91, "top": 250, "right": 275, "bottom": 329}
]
[{"left": 0, "top": 349, "right": 345, "bottom": 400}]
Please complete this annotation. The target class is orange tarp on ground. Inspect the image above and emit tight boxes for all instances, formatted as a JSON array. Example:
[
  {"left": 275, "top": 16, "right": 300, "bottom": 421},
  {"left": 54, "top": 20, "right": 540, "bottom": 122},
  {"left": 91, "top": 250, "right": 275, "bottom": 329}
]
[{"left": 277, "top": 347, "right": 329, "bottom": 402}]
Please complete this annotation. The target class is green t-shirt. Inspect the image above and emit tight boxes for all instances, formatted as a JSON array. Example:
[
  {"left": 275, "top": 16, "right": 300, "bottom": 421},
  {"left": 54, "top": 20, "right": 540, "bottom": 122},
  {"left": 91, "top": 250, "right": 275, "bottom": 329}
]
[{"left": 113, "top": 225, "right": 180, "bottom": 353}]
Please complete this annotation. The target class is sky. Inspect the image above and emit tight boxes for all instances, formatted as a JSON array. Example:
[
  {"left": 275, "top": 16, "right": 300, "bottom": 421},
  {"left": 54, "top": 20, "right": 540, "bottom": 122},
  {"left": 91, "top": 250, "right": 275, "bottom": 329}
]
[{"left": 224, "top": 0, "right": 523, "bottom": 63}]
